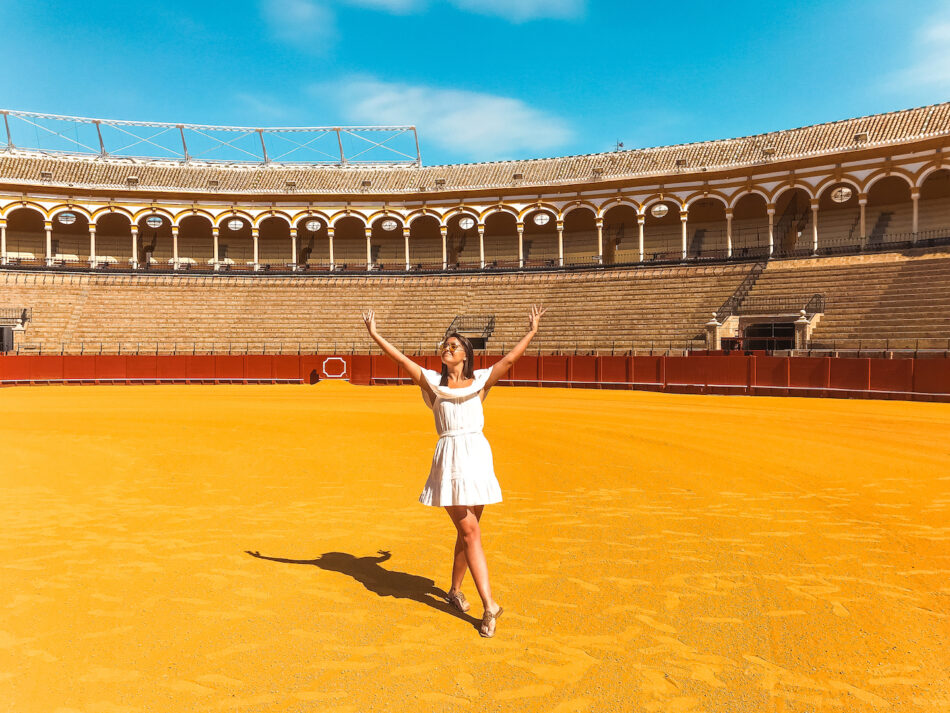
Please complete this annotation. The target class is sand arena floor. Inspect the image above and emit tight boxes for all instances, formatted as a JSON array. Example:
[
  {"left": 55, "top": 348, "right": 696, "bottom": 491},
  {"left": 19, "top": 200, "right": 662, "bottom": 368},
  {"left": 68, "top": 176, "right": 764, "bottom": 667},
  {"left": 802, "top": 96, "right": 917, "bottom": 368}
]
[{"left": 2, "top": 381, "right": 949, "bottom": 712}]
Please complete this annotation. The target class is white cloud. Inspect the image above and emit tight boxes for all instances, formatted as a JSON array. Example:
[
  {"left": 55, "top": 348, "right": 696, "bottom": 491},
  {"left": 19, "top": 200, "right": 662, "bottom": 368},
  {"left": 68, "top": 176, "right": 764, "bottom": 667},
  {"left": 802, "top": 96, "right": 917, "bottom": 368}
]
[
  {"left": 888, "top": 13, "right": 950, "bottom": 91},
  {"left": 322, "top": 77, "right": 572, "bottom": 160},
  {"left": 342, "top": 0, "right": 422, "bottom": 12},
  {"left": 261, "top": 0, "right": 336, "bottom": 47},
  {"left": 449, "top": 0, "right": 583, "bottom": 22}
]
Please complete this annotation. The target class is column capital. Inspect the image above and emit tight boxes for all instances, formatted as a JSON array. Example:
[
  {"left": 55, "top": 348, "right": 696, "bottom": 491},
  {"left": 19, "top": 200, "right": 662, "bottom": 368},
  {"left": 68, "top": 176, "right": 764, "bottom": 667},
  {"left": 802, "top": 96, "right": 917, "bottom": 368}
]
[
  {"left": 251, "top": 228, "right": 260, "bottom": 237},
  {"left": 595, "top": 217, "right": 604, "bottom": 227},
  {"left": 212, "top": 226, "right": 219, "bottom": 236},
  {"left": 679, "top": 210, "right": 688, "bottom": 221},
  {"left": 44, "top": 220, "right": 53, "bottom": 230},
  {"left": 477, "top": 223, "right": 485, "bottom": 234},
  {"left": 327, "top": 226, "right": 335, "bottom": 236},
  {"left": 724, "top": 209, "right": 733, "bottom": 218},
  {"left": 810, "top": 198, "right": 820, "bottom": 209},
  {"left": 556, "top": 220, "right": 564, "bottom": 231},
  {"left": 364, "top": 227, "right": 373, "bottom": 237},
  {"left": 766, "top": 207, "right": 776, "bottom": 216},
  {"left": 910, "top": 187, "right": 921, "bottom": 199},
  {"left": 171, "top": 225, "right": 179, "bottom": 235},
  {"left": 402, "top": 226, "right": 411, "bottom": 237},
  {"left": 439, "top": 225, "right": 448, "bottom": 236},
  {"left": 130, "top": 224, "right": 138, "bottom": 235},
  {"left": 0, "top": 219, "right": 6, "bottom": 228},
  {"left": 637, "top": 214, "right": 646, "bottom": 224},
  {"left": 516, "top": 222, "right": 524, "bottom": 232}
]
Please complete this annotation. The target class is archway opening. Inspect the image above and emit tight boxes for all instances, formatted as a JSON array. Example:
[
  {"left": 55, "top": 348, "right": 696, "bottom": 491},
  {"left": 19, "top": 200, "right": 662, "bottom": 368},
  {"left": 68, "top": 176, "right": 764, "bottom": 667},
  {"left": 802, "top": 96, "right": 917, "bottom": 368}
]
[
  {"left": 445, "top": 213, "right": 479, "bottom": 268},
  {"left": 562, "top": 207, "right": 596, "bottom": 266},
  {"left": 219, "top": 217, "right": 252, "bottom": 269},
  {"left": 687, "top": 198, "right": 727, "bottom": 259},
  {"left": 731, "top": 194, "right": 769, "bottom": 258},
  {"left": 333, "top": 216, "right": 366, "bottom": 270},
  {"left": 258, "top": 216, "right": 291, "bottom": 269},
  {"left": 772, "top": 187, "right": 811, "bottom": 256},
  {"left": 919, "top": 169, "right": 950, "bottom": 237},
  {"left": 371, "top": 217, "right": 404, "bottom": 270},
  {"left": 867, "top": 176, "right": 912, "bottom": 245},
  {"left": 5, "top": 207, "right": 45, "bottom": 264},
  {"left": 51, "top": 210, "right": 90, "bottom": 264},
  {"left": 296, "top": 217, "right": 329, "bottom": 269},
  {"left": 136, "top": 214, "right": 173, "bottom": 268},
  {"left": 643, "top": 201, "right": 680, "bottom": 261},
  {"left": 409, "top": 215, "right": 441, "bottom": 270},
  {"left": 483, "top": 211, "right": 518, "bottom": 268},
  {"left": 603, "top": 204, "right": 639, "bottom": 264},
  {"left": 818, "top": 183, "right": 860, "bottom": 252},
  {"left": 522, "top": 209, "right": 558, "bottom": 267},
  {"left": 178, "top": 215, "right": 213, "bottom": 270},
  {"left": 95, "top": 212, "right": 133, "bottom": 266}
]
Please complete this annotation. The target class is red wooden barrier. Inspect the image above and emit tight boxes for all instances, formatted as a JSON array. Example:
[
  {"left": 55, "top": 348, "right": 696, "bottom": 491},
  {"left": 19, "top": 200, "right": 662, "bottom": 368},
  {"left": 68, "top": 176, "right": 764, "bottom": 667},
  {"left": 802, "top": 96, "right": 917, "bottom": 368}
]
[{"left": 2, "top": 354, "right": 948, "bottom": 402}]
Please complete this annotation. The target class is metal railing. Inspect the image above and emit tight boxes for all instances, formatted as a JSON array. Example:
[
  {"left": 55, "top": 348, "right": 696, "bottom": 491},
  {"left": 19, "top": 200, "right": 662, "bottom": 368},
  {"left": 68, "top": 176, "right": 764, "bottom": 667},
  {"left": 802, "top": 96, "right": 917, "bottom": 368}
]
[
  {"left": 715, "top": 262, "right": 767, "bottom": 323},
  {"left": 0, "top": 307, "right": 31, "bottom": 324},
  {"left": 736, "top": 293, "right": 825, "bottom": 315}
]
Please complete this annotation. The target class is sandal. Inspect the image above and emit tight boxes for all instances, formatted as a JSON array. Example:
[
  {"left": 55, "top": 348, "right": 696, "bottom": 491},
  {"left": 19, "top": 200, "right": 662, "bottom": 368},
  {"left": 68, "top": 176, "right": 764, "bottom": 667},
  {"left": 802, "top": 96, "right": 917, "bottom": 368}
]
[
  {"left": 479, "top": 605, "right": 504, "bottom": 638},
  {"left": 447, "top": 589, "right": 470, "bottom": 613}
]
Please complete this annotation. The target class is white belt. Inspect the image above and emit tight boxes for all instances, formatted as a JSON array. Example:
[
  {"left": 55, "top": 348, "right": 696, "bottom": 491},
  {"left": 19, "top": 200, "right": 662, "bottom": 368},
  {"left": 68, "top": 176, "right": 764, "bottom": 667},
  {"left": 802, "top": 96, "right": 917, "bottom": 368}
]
[{"left": 438, "top": 428, "right": 483, "bottom": 438}]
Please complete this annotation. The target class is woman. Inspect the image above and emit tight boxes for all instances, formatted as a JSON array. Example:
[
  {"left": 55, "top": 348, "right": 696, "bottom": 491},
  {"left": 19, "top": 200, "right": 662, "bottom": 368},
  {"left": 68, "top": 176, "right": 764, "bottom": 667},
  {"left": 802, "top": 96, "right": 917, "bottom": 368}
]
[{"left": 361, "top": 305, "right": 546, "bottom": 637}]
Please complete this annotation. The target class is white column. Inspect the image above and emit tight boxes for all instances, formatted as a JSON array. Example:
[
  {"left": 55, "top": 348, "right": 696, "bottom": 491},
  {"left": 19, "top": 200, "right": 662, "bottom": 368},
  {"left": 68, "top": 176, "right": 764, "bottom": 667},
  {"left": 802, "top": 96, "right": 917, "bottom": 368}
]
[
  {"left": 291, "top": 227, "right": 298, "bottom": 270},
  {"left": 0, "top": 220, "right": 7, "bottom": 265},
  {"left": 172, "top": 226, "right": 179, "bottom": 270},
  {"left": 679, "top": 210, "right": 688, "bottom": 261},
  {"left": 364, "top": 226, "right": 373, "bottom": 268},
  {"left": 725, "top": 210, "right": 733, "bottom": 258},
  {"left": 767, "top": 207, "right": 775, "bottom": 257},
  {"left": 637, "top": 214, "right": 645, "bottom": 262},
  {"left": 477, "top": 224, "right": 485, "bottom": 269},
  {"left": 45, "top": 221, "right": 53, "bottom": 266},
  {"left": 88, "top": 225, "right": 97, "bottom": 267},
  {"left": 440, "top": 225, "right": 448, "bottom": 270},
  {"left": 557, "top": 221, "right": 564, "bottom": 267},
  {"left": 212, "top": 227, "right": 220, "bottom": 271},
  {"left": 403, "top": 227, "right": 410, "bottom": 271},
  {"left": 595, "top": 217, "right": 604, "bottom": 263},
  {"left": 911, "top": 188, "right": 920, "bottom": 242},
  {"left": 517, "top": 222, "right": 524, "bottom": 268},
  {"left": 252, "top": 228, "right": 260, "bottom": 270},
  {"left": 810, "top": 200, "right": 819, "bottom": 255},
  {"left": 859, "top": 196, "right": 867, "bottom": 245},
  {"left": 130, "top": 225, "right": 138, "bottom": 269},
  {"left": 328, "top": 227, "right": 335, "bottom": 270}
]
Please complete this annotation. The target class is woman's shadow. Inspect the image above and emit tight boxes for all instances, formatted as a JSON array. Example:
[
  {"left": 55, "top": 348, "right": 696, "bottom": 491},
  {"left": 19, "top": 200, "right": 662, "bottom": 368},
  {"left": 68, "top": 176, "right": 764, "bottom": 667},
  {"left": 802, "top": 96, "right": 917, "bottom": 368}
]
[{"left": 246, "top": 549, "right": 478, "bottom": 626}]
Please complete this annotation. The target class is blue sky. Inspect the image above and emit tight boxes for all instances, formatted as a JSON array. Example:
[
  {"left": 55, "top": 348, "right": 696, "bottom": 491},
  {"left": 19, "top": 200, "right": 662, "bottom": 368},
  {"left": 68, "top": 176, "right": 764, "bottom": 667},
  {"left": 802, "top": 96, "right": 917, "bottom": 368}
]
[{"left": 1, "top": 0, "right": 948, "bottom": 165}]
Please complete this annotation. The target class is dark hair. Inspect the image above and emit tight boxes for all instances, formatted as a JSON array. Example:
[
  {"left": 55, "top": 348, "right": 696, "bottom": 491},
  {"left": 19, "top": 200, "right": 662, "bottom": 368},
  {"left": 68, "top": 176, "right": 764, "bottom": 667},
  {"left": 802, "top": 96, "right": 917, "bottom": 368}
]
[{"left": 439, "top": 332, "right": 475, "bottom": 386}]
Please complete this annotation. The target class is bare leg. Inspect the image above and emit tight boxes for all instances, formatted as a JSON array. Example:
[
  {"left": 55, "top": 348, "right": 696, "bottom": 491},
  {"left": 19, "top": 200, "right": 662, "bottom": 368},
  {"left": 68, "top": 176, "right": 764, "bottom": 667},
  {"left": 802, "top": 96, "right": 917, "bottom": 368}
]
[
  {"left": 445, "top": 505, "right": 499, "bottom": 614},
  {"left": 449, "top": 504, "right": 483, "bottom": 592}
]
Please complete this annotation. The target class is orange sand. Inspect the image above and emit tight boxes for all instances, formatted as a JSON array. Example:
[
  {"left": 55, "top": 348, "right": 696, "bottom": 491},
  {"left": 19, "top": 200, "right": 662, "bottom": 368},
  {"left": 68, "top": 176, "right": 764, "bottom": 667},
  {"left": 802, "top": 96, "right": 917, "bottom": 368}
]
[{"left": 2, "top": 381, "right": 949, "bottom": 712}]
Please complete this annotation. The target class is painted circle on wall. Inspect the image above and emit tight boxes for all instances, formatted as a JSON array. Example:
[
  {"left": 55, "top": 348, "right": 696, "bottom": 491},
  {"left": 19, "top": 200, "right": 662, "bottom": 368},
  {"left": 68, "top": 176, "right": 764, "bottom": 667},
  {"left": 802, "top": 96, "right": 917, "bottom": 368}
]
[
  {"left": 458, "top": 217, "right": 475, "bottom": 230},
  {"left": 830, "top": 186, "right": 853, "bottom": 203},
  {"left": 532, "top": 212, "right": 551, "bottom": 226},
  {"left": 304, "top": 219, "right": 323, "bottom": 232}
]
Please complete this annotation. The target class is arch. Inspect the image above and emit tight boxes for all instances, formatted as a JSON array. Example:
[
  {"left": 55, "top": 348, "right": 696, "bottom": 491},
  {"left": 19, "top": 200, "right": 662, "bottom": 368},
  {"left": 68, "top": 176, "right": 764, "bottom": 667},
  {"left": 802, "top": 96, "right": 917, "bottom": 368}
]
[
  {"left": 366, "top": 209, "right": 407, "bottom": 227},
  {"left": 518, "top": 201, "right": 560, "bottom": 221},
  {"left": 682, "top": 190, "right": 728, "bottom": 211},
  {"left": 252, "top": 209, "right": 292, "bottom": 229},
  {"left": 442, "top": 207, "right": 480, "bottom": 227},
  {"left": 813, "top": 176, "right": 862, "bottom": 200},
  {"left": 1, "top": 201, "right": 48, "bottom": 220},
  {"left": 213, "top": 209, "right": 255, "bottom": 229},
  {"left": 727, "top": 187, "right": 770, "bottom": 209},
  {"left": 132, "top": 206, "right": 175, "bottom": 223},
  {"left": 289, "top": 208, "right": 332, "bottom": 226},
  {"left": 91, "top": 205, "right": 135, "bottom": 223},
  {"left": 863, "top": 168, "right": 914, "bottom": 194},
  {"left": 479, "top": 204, "right": 519, "bottom": 222},
  {"left": 48, "top": 204, "right": 92, "bottom": 222},
  {"left": 172, "top": 207, "right": 215, "bottom": 226},
  {"left": 329, "top": 209, "right": 368, "bottom": 228},
  {"left": 405, "top": 208, "right": 443, "bottom": 226},
  {"left": 771, "top": 182, "right": 816, "bottom": 204},
  {"left": 561, "top": 200, "right": 598, "bottom": 219},
  {"left": 641, "top": 195, "right": 685, "bottom": 213},
  {"left": 915, "top": 162, "right": 950, "bottom": 188}
]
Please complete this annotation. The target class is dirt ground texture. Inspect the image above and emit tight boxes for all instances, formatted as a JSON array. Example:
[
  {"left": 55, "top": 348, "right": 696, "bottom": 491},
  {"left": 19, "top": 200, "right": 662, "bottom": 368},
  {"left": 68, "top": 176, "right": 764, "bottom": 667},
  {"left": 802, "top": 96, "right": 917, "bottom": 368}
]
[{"left": 2, "top": 381, "right": 948, "bottom": 712}]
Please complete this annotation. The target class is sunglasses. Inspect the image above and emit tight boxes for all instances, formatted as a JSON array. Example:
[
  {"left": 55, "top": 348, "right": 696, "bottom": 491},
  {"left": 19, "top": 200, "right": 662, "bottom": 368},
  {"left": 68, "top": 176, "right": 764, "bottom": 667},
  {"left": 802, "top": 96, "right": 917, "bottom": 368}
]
[{"left": 440, "top": 343, "right": 464, "bottom": 354}]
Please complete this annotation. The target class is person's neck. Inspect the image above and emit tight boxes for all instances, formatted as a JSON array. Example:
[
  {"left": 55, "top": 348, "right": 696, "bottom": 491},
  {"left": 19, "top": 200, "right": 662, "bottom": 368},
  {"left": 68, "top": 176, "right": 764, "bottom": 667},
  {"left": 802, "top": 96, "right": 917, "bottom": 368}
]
[{"left": 447, "top": 365, "right": 467, "bottom": 382}]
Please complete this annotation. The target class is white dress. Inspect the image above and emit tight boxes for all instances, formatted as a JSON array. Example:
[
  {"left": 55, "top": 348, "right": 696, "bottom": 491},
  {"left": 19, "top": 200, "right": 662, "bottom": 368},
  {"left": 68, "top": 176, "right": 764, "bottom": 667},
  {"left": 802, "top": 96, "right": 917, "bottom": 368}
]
[{"left": 417, "top": 367, "right": 503, "bottom": 507}]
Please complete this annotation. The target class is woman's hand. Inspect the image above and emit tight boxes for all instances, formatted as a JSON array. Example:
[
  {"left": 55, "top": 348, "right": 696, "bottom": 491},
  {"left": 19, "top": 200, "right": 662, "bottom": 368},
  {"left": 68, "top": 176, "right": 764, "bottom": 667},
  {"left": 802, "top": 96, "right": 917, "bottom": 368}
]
[
  {"left": 361, "top": 309, "right": 377, "bottom": 336},
  {"left": 528, "top": 304, "right": 547, "bottom": 333}
]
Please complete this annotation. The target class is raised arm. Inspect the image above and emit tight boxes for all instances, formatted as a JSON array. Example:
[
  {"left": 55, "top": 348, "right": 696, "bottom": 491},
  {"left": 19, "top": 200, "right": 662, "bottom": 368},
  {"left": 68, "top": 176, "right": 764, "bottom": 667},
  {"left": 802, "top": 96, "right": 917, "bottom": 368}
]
[
  {"left": 361, "top": 309, "right": 428, "bottom": 388},
  {"left": 484, "top": 304, "right": 547, "bottom": 390}
]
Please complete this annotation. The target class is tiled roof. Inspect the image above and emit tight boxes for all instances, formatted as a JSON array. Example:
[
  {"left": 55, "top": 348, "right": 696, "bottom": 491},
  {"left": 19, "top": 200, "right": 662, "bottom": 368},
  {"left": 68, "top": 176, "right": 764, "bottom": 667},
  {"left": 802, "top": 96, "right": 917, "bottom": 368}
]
[{"left": 1, "top": 103, "right": 948, "bottom": 195}]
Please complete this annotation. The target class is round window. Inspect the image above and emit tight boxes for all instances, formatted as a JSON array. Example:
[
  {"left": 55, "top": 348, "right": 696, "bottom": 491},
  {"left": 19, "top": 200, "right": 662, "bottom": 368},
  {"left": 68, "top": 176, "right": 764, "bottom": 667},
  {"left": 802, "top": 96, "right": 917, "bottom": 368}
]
[
  {"left": 830, "top": 186, "right": 853, "bottom": 203},
  {"left": 57, "top": 211, "right": 77, "bottom": 225},
  {"left": 458, "top": 217, "right": 475, "bottom": 230},
  {"left": 650, "top": 203, "right": 670, "bottom": 219},
  {"left": 304, "top": 219, "right": 323, "bottom": 232},
  {"left": 381, "top": 219, "right": 398, "bottom": 232},
  {"left": 532, "top": 212, "right": 551, "bottom": 226},
  {"left": 145, "top": 216, "right": 163, "bottom": 229},
  {"left": 226, "top": 219, "right": 244, "bottom": 231}
]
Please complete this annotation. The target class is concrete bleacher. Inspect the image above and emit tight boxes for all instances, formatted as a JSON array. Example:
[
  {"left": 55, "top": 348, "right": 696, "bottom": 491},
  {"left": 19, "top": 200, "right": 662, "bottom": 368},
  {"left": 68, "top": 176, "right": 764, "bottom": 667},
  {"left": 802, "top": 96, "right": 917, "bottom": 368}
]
[
  {"left": 745, "top": 251, "right": 950, "bottom": 348},
  {"left": 0, "top": 263, "right": 755, "bottom": 354}
]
